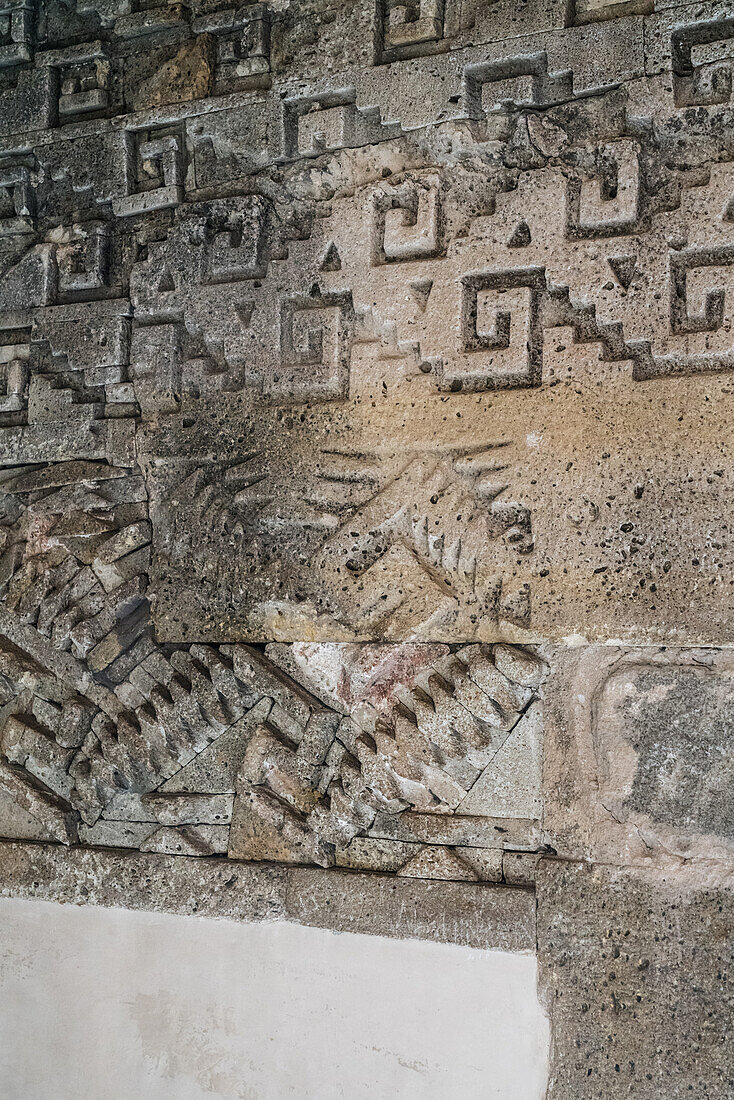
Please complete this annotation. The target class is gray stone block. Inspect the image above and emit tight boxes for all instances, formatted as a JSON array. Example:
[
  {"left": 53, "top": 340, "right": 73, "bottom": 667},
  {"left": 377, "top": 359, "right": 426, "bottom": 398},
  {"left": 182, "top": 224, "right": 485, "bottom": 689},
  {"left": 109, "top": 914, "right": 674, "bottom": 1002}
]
[{"left": 537, "top": 859, "right": 734, "bottom": 1099}]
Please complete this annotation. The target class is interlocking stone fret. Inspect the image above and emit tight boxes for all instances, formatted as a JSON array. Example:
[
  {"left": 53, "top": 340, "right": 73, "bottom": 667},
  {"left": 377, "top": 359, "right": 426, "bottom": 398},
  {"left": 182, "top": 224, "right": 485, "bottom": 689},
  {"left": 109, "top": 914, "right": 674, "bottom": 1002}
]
[{"left": 0, "top": 0, "right": 732, "bottom": 959}]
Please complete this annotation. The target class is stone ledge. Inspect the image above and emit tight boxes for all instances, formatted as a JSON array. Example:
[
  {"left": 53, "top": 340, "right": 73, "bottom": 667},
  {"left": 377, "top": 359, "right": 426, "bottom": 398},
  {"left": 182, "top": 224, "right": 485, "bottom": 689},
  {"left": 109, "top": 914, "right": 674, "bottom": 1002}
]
[{"left": 0, "top": 840, "right": 535, "bottom": 952}]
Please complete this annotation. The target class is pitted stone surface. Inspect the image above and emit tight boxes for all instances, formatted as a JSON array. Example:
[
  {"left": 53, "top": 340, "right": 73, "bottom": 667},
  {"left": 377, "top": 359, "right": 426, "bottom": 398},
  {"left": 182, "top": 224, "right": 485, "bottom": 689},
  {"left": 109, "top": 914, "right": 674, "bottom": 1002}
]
[
  {"left": 0, "top": 4, "right": 733, "bottom": 1097},
  {"left": 0, "top": 0, "right": 732, "bottom": 643},
  {"left": 537, "top": 860, "right": 734, "bottom": 1099},
  {"left": 542, "top": 645, "right": 734, "bottom": 869},
  {"left": 0, "top": 840, "right": 536, "bottom": 950}
]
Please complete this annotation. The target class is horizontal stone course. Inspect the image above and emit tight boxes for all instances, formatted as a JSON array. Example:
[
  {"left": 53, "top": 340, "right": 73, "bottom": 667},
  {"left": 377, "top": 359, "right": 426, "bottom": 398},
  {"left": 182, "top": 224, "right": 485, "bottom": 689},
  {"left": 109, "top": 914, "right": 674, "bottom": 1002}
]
[{"left": 0, "top": 839, "right": 536, "bottom": 950}]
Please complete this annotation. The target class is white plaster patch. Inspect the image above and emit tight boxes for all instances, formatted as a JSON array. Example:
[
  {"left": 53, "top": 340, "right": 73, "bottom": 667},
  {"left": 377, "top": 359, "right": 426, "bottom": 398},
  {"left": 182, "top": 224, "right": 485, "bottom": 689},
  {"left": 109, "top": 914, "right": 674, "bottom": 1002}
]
[{"left": 0, "top": 897, "right": 550, "bottom": 1100}]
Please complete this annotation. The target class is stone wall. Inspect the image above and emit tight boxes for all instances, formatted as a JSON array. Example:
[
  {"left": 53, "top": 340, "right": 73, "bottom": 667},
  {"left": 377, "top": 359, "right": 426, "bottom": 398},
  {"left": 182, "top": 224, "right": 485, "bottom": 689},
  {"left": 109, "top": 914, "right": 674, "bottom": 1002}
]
[{"left": 0, "top": 0, "right": 732, "bottom": 1095}]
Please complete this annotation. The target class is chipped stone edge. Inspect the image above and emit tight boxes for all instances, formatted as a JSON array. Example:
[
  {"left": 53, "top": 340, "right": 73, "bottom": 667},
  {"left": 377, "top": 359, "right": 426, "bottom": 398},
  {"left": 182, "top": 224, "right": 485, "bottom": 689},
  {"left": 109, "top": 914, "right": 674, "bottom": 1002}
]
[{"left": 0, "top": 839, "right": 536, "bottom": 952}]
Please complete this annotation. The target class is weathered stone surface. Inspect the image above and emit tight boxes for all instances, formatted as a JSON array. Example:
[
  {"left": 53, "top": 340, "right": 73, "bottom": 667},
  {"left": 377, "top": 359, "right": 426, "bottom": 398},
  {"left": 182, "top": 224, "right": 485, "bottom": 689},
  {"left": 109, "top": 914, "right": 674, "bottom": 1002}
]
[
  {"left": 285, "top": 863, "right": 535, "bottom": 950},
  {"left": 139, "top": 167, "right": 734, "bottom": 643},
  {"left": 228, "top": 641, "right": 545, "bottom": 869},
  {"left": 542, "top": 645, "right": 734, "bottom": 869},
  {"left": 0, "top": 839, "right": 535, "bottom": 949},
  {"left": 0, "top": 787, "right": 58, "bottom": 843},
  {"left": 131, "top": 34, "right": 214, "bottom": 111},
  {"left": 0, "top": 1, "right": 731, "bottom": 647},
  {"left": 458, "top": 699, "right": 542, "bottom": 818},
  {"left": 0, "top": 3, "right": 732, "bottom": 1090},
  {"left": 0, "top": 837, "right": 286, "bottom": 918},
  {"left": 0, "top": 455, "right": 545, "bottom": 878},
  {"left": 537, "top": 859, "right": 734, "bottom": 1098}
]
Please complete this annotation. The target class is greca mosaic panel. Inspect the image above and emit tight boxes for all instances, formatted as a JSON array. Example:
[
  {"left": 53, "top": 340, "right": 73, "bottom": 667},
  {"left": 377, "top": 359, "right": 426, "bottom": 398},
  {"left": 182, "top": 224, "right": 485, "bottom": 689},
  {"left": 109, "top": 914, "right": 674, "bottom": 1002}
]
[{"left": 0, "top": 1, "right": 732, "bottom": 1096}]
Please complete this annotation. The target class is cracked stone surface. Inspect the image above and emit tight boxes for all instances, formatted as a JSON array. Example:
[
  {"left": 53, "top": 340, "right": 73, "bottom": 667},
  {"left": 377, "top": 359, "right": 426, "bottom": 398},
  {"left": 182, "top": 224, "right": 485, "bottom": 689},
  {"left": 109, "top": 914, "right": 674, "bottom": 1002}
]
[{"left": 0, "top": 0, "right": 733, "bottom": 1096}]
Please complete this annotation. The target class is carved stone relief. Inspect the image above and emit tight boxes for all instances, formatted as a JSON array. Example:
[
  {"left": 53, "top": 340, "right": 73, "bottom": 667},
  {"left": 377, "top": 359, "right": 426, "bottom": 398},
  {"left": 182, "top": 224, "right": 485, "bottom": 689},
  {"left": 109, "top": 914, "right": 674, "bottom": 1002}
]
[{"left": 0, "top": 3, "right": 732, "bottom": 1096}]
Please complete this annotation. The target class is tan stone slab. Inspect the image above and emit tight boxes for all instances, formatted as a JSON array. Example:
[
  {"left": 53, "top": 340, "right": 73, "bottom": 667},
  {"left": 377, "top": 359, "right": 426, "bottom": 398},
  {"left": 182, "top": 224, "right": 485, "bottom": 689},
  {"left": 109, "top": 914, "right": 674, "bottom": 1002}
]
[
  {"left": 284, "top": 864, "right": 536, "bottom": 950},
  {"left": 0, "top": 840, "right": 535, "bottom": 949},
  {"left": 542, "top": 645, "right": 734, "bottom": 869},
  {"left": 0, "top": 840, "right": 286, "bottom": 923},
  {"left": 140, "top": 156, "right": 734, "bottom": 644},
  {"left": 143, "top": 364, "right": 733, "bottom": 645}
]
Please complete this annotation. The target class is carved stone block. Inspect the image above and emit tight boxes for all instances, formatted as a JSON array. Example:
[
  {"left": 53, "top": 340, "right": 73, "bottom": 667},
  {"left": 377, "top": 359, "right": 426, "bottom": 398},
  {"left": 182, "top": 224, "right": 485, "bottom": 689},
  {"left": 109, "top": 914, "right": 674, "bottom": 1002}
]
[{"left": 0, "top": 14, "right": 732, "bottom": 1091}]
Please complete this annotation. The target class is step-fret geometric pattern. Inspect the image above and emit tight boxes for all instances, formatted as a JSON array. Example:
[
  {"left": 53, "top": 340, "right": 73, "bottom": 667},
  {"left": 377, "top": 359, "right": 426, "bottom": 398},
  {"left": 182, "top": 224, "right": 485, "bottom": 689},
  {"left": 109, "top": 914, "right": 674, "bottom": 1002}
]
[{"left": 0, "top": 0, "right": 732, "bottom": 892}]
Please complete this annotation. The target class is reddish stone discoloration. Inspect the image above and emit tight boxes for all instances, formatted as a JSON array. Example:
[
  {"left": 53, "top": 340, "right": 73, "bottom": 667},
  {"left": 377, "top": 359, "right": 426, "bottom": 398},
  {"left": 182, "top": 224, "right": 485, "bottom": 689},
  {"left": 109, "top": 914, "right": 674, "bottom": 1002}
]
[{"left": 24, "top": 512, "right": 57, "bottom": 558}]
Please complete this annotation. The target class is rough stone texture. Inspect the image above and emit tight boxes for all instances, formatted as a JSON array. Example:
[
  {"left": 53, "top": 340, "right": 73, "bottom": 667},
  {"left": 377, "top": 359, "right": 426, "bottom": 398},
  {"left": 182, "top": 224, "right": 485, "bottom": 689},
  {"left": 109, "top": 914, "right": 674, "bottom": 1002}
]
[
  {"left": 0, "top": 0, "right": 733, "bottom": 644},
  {"left": 0, "top": 839, "right": 535, "bottom": 950},
  {"left": 537, "top": 859, "right": 734, "bottom": 1099},
  {"left": 0, "top": 1, "right": 733, "bottom": 1095},
  {"left": 131, "top": 34, "right": 215, "bottom": 111},
  {"left": 0, "top": 496, "right": 548, "bottom": 871},
  {"left": 542, "top": 645, "right": 734, "bottom": 872},
  {"left": 0, "top": 429, "right": 547, "bottom": 877}
]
